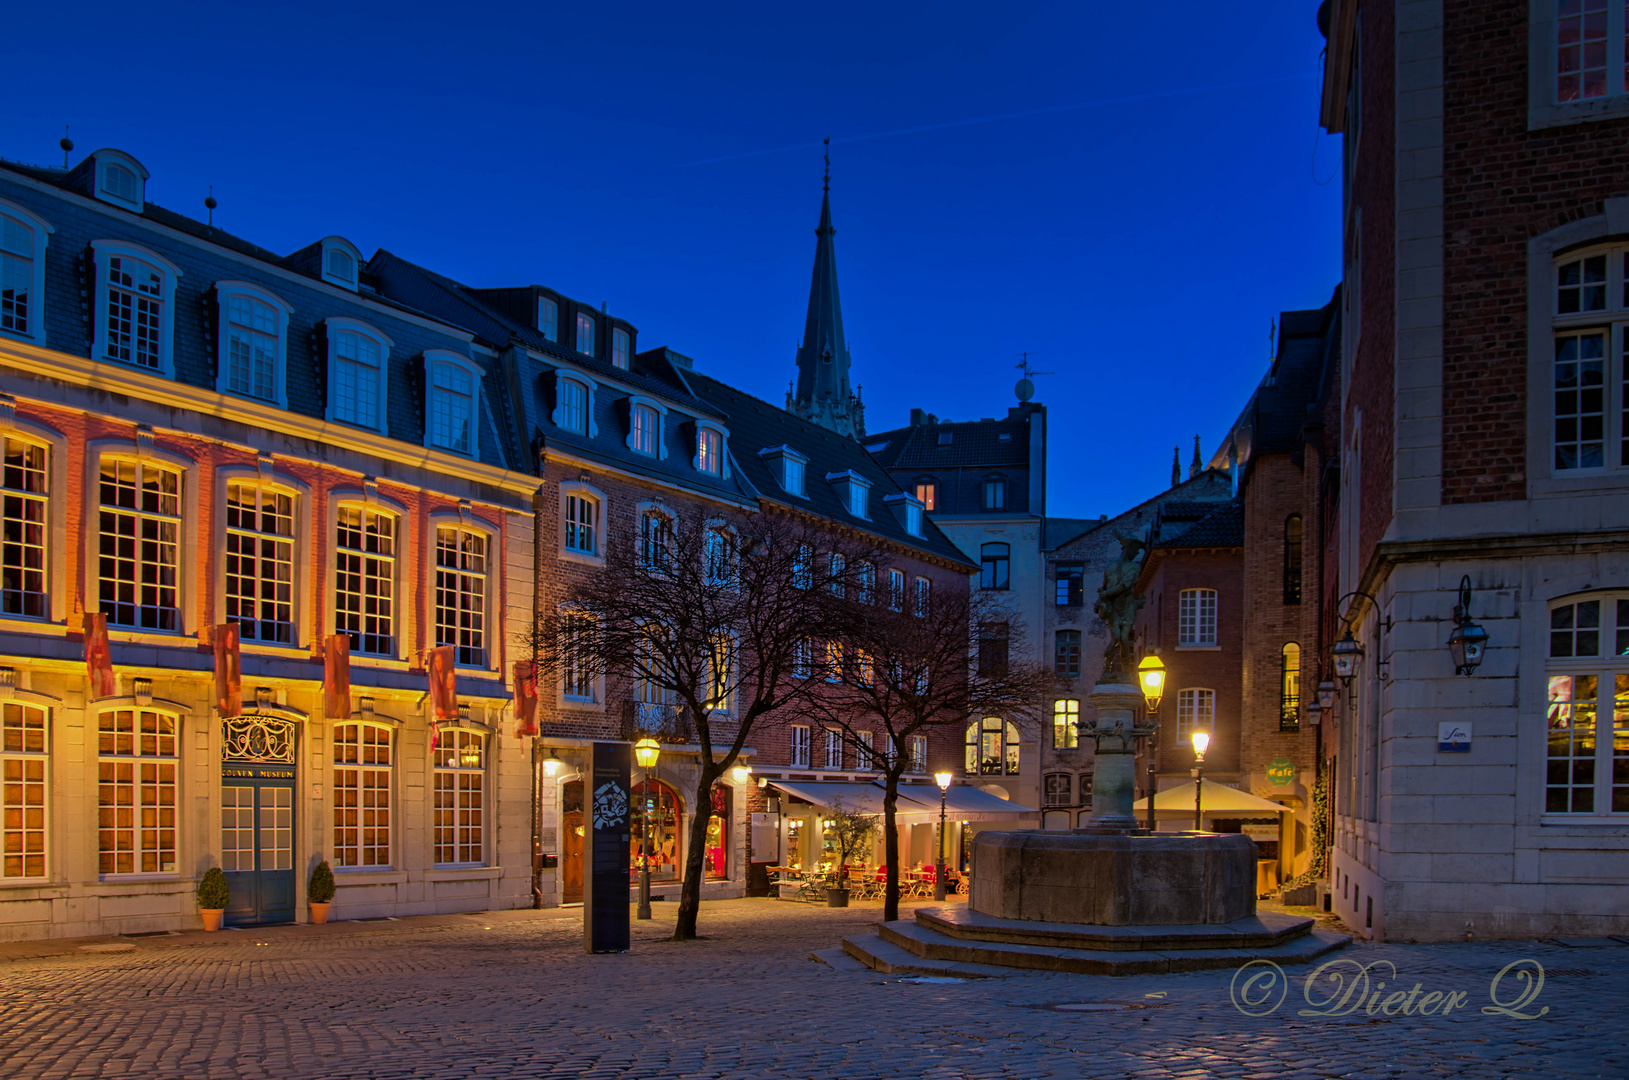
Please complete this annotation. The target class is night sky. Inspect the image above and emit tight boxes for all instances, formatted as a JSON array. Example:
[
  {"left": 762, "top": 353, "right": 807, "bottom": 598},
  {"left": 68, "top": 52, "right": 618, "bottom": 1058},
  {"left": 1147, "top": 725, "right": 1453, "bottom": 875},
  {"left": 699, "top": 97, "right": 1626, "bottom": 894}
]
[{"left": 2, "top": 0, "right": 1340, "bottom": 517}]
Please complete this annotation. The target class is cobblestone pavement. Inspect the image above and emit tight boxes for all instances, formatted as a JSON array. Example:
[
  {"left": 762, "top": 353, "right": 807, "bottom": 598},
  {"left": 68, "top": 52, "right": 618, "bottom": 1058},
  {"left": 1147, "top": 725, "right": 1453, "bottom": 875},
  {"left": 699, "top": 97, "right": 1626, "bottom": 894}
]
[{"left": 0, "top": 898, "right": 1623, "bottom": 1079}]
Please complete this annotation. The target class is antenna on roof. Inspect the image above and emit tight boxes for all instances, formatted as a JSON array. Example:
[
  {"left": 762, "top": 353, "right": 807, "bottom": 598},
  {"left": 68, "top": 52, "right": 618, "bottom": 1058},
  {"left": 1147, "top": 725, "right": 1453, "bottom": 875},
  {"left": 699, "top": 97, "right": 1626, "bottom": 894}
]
[
  {"left": 59, "top": 126, "right": 73, "bottom": 169},
  {"left": 823, "top": 136, "right": 830, "bottom": 193},
  {"left": 204, "top": 186, "right": 217, "bottom": 227},
  {"left": 1013, "top": 353, "right": 1055, "bottom": 403}
]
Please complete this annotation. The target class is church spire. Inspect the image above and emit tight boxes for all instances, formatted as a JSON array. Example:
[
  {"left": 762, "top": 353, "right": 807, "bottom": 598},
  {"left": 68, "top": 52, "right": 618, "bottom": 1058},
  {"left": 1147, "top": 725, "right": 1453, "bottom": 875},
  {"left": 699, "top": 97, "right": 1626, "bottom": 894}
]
[{"left": 790, "top": 138, "right": 865, "bottom": 439}]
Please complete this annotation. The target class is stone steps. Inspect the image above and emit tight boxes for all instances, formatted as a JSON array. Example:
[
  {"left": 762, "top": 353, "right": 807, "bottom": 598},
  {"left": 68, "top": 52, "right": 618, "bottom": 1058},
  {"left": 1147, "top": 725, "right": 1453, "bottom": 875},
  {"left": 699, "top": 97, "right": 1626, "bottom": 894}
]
[
  {"left": 913, "top": 904, "right": 1316, "bottom": 952},
  {"left": 845, "top": 918, "right": 1351, "bottom": 976}
]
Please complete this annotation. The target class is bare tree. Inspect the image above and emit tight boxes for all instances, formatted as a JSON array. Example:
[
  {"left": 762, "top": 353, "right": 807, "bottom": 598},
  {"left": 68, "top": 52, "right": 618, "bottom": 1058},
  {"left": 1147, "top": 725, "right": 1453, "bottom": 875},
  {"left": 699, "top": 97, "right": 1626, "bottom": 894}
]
[
  {"left": 530, "top": 506, "right": 876, "bottom": 941},
  {"left": 809, "top": 583, "right": 1052, "bottom": 922}
]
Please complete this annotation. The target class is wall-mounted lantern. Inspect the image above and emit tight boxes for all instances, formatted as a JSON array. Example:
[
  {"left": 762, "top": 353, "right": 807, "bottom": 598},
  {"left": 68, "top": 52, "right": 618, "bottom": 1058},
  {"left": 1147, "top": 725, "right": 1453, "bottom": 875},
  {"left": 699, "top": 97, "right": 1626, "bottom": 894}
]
[{"left": 1447, "top": 575, "right": 1489, "bottom": 677}]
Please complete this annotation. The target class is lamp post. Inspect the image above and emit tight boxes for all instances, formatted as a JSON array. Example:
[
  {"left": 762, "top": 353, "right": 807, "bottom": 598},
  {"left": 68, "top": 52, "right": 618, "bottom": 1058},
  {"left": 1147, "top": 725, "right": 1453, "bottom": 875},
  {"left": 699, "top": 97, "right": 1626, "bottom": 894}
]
[
  {"left": 934, "top": 770, "right": 953, "bottom": 902},
  {"left": 1137, "top": 655, "right": 1166, "bottom": 832},
  {"left": 633, "top": 737, "right": 661, "bottom": 921},
  {"left": 1190, "top": 730, "right": 1210, "bottom": 832}
]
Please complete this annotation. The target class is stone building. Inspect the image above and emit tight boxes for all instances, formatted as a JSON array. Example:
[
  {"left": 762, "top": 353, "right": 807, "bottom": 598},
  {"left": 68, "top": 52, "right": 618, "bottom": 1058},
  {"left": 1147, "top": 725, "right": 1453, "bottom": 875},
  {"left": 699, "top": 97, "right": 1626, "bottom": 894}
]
[
  {"left": 0, "top": 148, "right": 538, "bottom": 938},
  {"left": 1318, "top": 0, "right": 1629, "bottom": 939}
]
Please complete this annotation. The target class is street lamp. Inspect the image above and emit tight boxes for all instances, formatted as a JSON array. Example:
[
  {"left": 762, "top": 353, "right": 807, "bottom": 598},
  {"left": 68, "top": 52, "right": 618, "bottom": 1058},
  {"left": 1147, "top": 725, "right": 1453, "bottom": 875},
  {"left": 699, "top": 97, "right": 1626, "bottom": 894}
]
[
  {"left": 1137, "top": 655, "right": 1165, "bottom": 831},
  {"left": 1447, "top": 575, "right": 1489, "bottom": 677},
  {"left": 934, "top": 770, "right": 954, "bottom": 902},
  {"left": 1316, "top": 679, "right": 1338, "bottom": 713},
  {"left": 633, "top": 737, "right": 661, "bottom": 921},
  {"left": 1331, "top": 628, "right": 1364, "bottom": 685},
  {"left": 731, "top": 763, "right": 752, "bottom": 785},
  {"left": 542, "top": 750, "right": 562, "bottom": 778},
  {"left": 1190, "top": 730, "right": 1210, "bottom": 832}
]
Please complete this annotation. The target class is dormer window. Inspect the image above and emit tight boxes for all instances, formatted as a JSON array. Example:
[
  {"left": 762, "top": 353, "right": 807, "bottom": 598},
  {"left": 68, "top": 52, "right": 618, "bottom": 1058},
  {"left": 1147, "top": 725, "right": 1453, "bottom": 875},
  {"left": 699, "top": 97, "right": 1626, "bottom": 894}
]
[
  {"left": 696, "top": 426, "right": 724, "bottom": 476},
  {"left": 907, "top": 502, "right": 923, "bottom": 536},
  {"left": 625, "top": 397, "right": 667, "bottom": 458},
  {"left": 758, "top": 445, "right": 808, "bottom": 497},
  {"left": 914, "top": 480, "right": 936, "bottom": 511},
  {"left": 0, "top": 201, "right": 52, "bottom": 344},
  {"left": 103, "top": 165, "right": 137, "bottom": 203},
  {"left": 325, "top": 317, "right": 393, "bottom": 430},
  {"left": 92, "top": 150, "right": 148, "bottom": 211},
  {"left": 538, "top": 297, "right": 558, "bottom": 342},
  {"left": 424, "top": 351, "right": 482, "bottom": 457},
  {"left": 825, "top": 470, "right": 872, "bottom": 520},
  {"left": 553, "top": 373, "right": 597, "bottom": 436},
  {"left": 937, "top": 432, "right": 952, "bottom": 446},
  {"left": 612, "top": 328, "right": 630, "bottom": 369},
  {"left": 320, "top": 237, "right": 362, "bottom": 291},
  {"left": 214, "top": 282, "right": 292, "bottom": 405},
  {"left": 883, "top": 492, "right": 926, "bottom": 537},
  {"left": 576, "top": 312, "right": 595, "bottom": 356}
]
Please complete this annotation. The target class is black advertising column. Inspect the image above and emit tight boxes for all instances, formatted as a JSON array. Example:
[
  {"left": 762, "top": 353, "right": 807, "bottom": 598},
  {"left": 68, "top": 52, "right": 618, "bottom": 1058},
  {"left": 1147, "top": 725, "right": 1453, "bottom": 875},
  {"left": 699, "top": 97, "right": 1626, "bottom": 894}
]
[{"left": 583, "top": 741, "right": 632, "bottom": 953}]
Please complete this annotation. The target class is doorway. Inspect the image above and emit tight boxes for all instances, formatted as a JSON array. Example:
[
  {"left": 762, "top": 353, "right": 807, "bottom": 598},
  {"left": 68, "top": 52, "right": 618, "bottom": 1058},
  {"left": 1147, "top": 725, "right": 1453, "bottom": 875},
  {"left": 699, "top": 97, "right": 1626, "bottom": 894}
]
[
  {"left": 220, "top": 715, "right": 298, "bottom": 926},
  {"left": 562, "top": 779, "right": 584, "bottom": 903}
]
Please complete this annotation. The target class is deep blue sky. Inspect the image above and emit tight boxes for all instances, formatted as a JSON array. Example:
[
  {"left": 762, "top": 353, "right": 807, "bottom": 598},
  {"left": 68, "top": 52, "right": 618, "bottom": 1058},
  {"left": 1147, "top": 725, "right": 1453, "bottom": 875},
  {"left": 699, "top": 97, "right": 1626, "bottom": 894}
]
[{"left": 3, "top": 1, "right": 1340, "bottom": 518}]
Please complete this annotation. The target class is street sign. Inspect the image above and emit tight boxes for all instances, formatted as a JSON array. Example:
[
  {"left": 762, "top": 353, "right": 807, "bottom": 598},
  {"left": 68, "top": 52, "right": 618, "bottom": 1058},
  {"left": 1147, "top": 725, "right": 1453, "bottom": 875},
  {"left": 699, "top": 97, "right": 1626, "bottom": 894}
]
[
  {"left": 1438, "top": 722, "right": 1472, "bottom": 753},
  {"left": 1266, "top": 757, "right": 1295, "bottom": 787}
]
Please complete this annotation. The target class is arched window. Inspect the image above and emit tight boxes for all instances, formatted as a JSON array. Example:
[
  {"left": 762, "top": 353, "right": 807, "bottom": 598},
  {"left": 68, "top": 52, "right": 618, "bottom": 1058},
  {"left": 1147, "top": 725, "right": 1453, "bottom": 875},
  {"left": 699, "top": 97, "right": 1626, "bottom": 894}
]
[
  {"left": 426, "top": 353, "right": 480, "bottom": 457},
  {"left": 1280, "top": 643, "right": 1301, "bottom": 731},
  {"left": 964, "top": 716, "right": 1020, "bottom": 776},
  {"left": 435, "top": 525, "right": 489, "bottom": 667},
  {"left": 0, "top": 702, "right": 48, "bottom": 879},
  {"left": 97, "top": 708, "right": 179, "bottom": 874},
  {"left": 333, "top": 722, "right": 392, "bottom": 867},
  {"left": 556, "top": 376, "right": 589, "bottom": 435},
  {"left": 98, "top": 457, "right": 182, "bottom": 632},
  {"left": 631, "top": 403, "right": 658, "bottom": 455},
  {"left": 980, "top": 543, "right": 1010, "bottom": 590},
  {"left": 433, "top": 728, "right": 485, "bottom": 865},
  {"left": 1546, "top": 593, "right": 1629, "bottom": 816},
  {"left": 0, "top": 201, "right": 52, "bottom": 344},
  {"left": 325, "top": 318, "right": 392, "bottom": 430},
  {"left": 1283, "top": 515, "right": 1303, "bottom": 605},
  {"left": 214, "top": 282, "right": 292, "bottom": 406},
  {"left": 563, "top": 487, "right": 601, "bottom": 558},
  {"left": 335, "top": 504, "right": 397, "bottom": 657},
  {"left": 631, "top": 779, "right": 682, "bottom": 882},
  {"left": 0, "top": 435, "right": 48, "bottom": 619},
  {"left": 638, "top": 508, "right": 671, "bottom": 569}
]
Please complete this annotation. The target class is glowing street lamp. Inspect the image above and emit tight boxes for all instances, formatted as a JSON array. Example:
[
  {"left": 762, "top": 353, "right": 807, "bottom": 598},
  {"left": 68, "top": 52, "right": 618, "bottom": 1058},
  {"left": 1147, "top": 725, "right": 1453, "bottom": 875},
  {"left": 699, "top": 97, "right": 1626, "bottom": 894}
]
[
  {"left": 1190, "top": 729, "right": 1210, "bottom": 832},
  {"left": 633, "top": 738, "right": 661, "bottom": 920},
  {"left": 1137, "top": 655, "right": 1166, "bottom": 713},
  {"left": 934, "top": 770, "right": 954, "bottom": 902},
  {"left": 731, "top": 763, "right": 752, "bottom": 786}
]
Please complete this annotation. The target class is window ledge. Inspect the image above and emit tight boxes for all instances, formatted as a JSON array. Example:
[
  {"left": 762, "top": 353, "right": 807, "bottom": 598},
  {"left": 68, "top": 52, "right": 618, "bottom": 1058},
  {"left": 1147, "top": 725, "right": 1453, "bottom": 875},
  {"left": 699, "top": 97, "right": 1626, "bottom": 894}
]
[
  {"left": 106, "top": 629, "right": 187, "bottom": 646},
  {"left": 348, "top": 654, "right": 411, "bottom": 671},
  {"left": 558, "top": 549, "right": 606, "bottom": 569},
  {"left": 0, "top": 879, "right": 67, "bottom": 894},
  {"left": 1529, "top": 96, "right": 1629, "bottom": 131},
  {"left": 239, "top": 641, "right": 303, "bottom": 657},
  {"left": 424, "top": 866, "right": 503, "bottom": 881},
  {"left": 333, "top": 869, "right": 408, "bottom": 885},
  {"left": 0, "top": 617, "right": 65, "bottom": 637},
  {"left": 1175, "top": 645, "right": 1222, "bottom": 652},
  {"left": 1539, "top": 815, "right": 1629, "bottom": 829},
  {"left": 91, "top": 875, "right": 184, "bottom": 890},
  {"left": 558, "top": 698, "right": 604, "bottom": 712}
]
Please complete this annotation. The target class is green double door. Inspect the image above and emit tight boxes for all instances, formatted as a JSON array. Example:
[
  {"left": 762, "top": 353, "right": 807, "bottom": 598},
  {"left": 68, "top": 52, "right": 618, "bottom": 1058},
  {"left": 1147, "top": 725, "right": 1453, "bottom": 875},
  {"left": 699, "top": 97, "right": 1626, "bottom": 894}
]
[{"left": 221, "top": 768, "right": 295, "bottom": 927}]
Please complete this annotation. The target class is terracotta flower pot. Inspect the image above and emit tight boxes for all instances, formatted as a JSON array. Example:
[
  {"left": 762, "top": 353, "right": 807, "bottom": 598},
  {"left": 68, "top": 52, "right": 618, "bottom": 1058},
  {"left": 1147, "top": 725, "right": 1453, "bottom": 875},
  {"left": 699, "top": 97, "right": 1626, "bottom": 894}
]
[
  {"left": 200, "top": 909, "right": 224, "bottom": 932},
  {"left": 308, "top": 902, "right": 331, "bottom": 925}
]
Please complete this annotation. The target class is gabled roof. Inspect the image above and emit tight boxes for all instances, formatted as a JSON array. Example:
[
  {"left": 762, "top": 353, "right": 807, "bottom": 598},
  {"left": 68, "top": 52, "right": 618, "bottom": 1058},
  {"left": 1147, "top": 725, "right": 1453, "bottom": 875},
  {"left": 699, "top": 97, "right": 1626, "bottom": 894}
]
[
  {"left": 865, "top": 415, "right": 1032, "bottom": 471},
  {"left": 1153, "top": 499, "right": 1243, "bottom": 550}
]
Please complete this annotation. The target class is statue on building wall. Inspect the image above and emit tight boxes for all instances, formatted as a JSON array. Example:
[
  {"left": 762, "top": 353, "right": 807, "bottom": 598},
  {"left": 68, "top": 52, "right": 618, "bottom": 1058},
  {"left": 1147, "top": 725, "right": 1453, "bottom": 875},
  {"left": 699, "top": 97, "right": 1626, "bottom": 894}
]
[{"left": 1093, "top": 534, "right": 1146, "bottom": 682}]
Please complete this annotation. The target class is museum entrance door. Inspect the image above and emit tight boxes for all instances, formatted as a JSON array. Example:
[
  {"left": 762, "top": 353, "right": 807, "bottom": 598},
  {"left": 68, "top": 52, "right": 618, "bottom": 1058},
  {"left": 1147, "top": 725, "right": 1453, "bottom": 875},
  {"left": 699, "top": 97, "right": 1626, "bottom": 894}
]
[{"left": 221, "top": 716, "right": 298, "bottom": 927}]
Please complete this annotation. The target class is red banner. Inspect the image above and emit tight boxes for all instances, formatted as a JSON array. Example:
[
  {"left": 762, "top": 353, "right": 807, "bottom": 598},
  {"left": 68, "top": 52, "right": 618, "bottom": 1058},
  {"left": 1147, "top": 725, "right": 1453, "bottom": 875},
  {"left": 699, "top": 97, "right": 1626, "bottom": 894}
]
[
  {"left": 513, "top": 660, "right": 538, "bottom": 737},
  {"left": 84, "top": 613, "right": 115, "bottom": 699},
  {"left": 324, "top": 635, "right": 351, "bottom": 719},
  {"left": 428, "top": 644, "right": 458, "bottom": 723},
  {"left": 214, "top": 624, "right": 241, "bottom": 717}
]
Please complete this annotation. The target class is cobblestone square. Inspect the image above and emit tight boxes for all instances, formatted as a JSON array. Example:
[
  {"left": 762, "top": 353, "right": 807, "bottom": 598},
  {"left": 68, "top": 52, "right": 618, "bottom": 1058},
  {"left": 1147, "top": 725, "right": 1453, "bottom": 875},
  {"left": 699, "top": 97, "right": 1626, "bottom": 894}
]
[{"left": 0, "top": 900, "right": 1622, "bottom": 1079}]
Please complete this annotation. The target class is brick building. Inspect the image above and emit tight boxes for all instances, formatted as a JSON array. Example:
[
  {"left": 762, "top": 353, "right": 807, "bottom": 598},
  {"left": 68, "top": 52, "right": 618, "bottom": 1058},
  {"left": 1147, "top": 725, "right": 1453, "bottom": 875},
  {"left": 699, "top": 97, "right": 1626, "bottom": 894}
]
[{"left": 1318, "top": 0, "right": 1629, "bottom": 939}]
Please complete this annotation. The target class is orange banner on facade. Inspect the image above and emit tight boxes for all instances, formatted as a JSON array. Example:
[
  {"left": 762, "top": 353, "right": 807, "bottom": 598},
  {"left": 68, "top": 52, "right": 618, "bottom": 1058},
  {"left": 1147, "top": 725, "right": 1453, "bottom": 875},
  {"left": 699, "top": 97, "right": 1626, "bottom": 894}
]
[
  {"left": 428, "top": 644, "right": 457, "bottom": 722},
  {"left": 214, "top": 624, "right": 241, "bottom": 717},
  {"left": 325, "top": 634, "right": 351, "bottom": 719},
  {"left": 84, "top": 613, "right": 115, "bottom": 699},
  {"left": 514, "top": 660, "right": 538, "bottom": 737}
]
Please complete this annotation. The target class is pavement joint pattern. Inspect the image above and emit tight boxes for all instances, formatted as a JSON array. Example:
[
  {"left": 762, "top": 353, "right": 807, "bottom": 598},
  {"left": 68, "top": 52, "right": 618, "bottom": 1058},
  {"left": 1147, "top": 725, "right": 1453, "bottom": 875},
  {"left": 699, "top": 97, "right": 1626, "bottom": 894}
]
[{"left": 0, "top": 899, "right": 1621, "bottom": 1079}]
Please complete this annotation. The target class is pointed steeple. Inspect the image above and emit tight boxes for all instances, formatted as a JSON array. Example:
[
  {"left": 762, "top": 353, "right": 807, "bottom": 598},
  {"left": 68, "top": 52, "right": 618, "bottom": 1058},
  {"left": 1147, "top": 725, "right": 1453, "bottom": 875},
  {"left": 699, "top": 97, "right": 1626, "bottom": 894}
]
[{"left": 791, "top": 138, "right": 864, "bottom": 438}]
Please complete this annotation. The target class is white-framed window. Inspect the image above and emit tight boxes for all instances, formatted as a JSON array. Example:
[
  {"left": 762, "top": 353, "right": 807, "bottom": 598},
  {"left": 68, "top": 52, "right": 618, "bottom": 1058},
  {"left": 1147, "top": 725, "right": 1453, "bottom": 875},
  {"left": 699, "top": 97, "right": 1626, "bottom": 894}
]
[
  {"left": 964, "top": 716, "right": 1020, "bottom": 776},
  {"left": 561, "top": 610, "right": 598, "bottom": 703},
  {"left": 556, "top": 375, "right": 590, "bottom": 435},
  {"left": 564, "top": 490, "right": 600, "bottom": 557},
  {"left": 433, "top": 729, "right": 485, "bottom": 865},
  {"left": 538, "top": 297, "right": 559, "bottom": 341},
  {"left": 1175, "top": 688, "right": 1215, "bottom": 745},
  {"left": 638, "top": 508, "right": 672, "bottom": 570},
  {"left": 1545, "top": 594, "right": 1629, "bottom": 816},
  {"left": 0, "top": 435, "right": 48, "bottom": 619},
  {"left": 215, "top": 283, "right": 292, "bottom": 405},
  {"left": 325, "top": 318, "right": 391, "bottom": 430},
  {"left": 0, "top": 702, "right": 48, "bottom": 879},
  {"left": 910, "top": 735, "right": 927, "bottom": 775},
  {"left": 793, "top": 544, "right": 813, "bottom": 590},
  {"left": 696, "top": 426, "right": 724, "bottom": 476},
  {"left": 425, "top": 352, "right": 480, "bottom": 457},
  {"left": 705, "top": 526, "right": 735, "bottom": 587},
  {"left": 334, "top": 722, "right": 392, "bottom": 867},
  {"left": 1556, "top": 0, "right": 1619, "bottom": 103},
  {"left": 790, "top": 725, "right": 811, "bottom": 767},
  {"left": 0, "top": 201, "right": 52, "bottom": 344},
  {"left": 1548, "top": 245, "right": 1629, "bottom": 472},
  {"left": 92, "top": 240, "right": 180, "bottom": 376},
  {"left": 320, "top": 237, "right": 361, "bottom": 290},
  {"left": 827, "top": 552, "right": 845, "bottom": 597},
  {"left": 856, "top": 561, "right": 875, "bottom": 604},
  {"left": 824, "top": 640, "right": 843, "bottom": 682},
  {"left": 435, "top": 525, "right": 488, "bottom": 667},
  {"left": 1043, "top": 773, "right": 1073, "bottom": 808},
  {"left": 630, "top": 403, "right": 658, "bottom": 455},
  {"left": 824, "top": 727, "right": 843, "bottom": 769},
  {"left": 906, "top": 502, "right": 923, "bottom": 536},
  {"left": 705, "top": 633, "right": 733, "bottom": 713},
  {"left": 760, "top": 446, "right": 809, "bottom": 496},
  {"left": 983, "top": 475, "right": 1007, "bottom": 510},
  {"left": 785, "top": 455, "right": 806, "bottom": 495},
  {"left": 93, "top": 150, "right": 147, "bottom": 211},
  {"left": 224, "top": 482, "right": 295, "bottom": 645},
  {"left": 888, "top": 568, "right": 905, "bottom": 611},
  {"left": 98, "top": 458, "right": 181, "bottom": 631},
  {"left": 576, "top": 311, "right": 595, "bottom": 356},
  {"left": 1178, "top": 588, "right": 1218, "bottom": 646},
  {"left": 856, "top": 730, "right": 875, "bottom": 771},
  {"left": 612, "top": 327, "right": 630, "bottom": 369},
  {"left": 914, "top": 481, "right": 936, "bottom": 511},
  {"left": 97, "top": 708, "right": 178, "bottom": 874},
  {"left": 335, "top": 505, "right": 396, "bottom": 657},
  {"left": 914, "top": 575, "right": 931, "bottom": 617},
  {"left": 792, "top": 637, "right": 813, "bottom": 678},
  {"left": 1053, "top": 699, "right": 1080, "bottom": 749}
]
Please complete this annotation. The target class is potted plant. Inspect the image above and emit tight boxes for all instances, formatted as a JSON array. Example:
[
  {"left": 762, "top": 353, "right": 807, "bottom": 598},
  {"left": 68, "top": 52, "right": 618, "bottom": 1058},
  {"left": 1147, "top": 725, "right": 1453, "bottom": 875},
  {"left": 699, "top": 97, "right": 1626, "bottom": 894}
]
[
  {"left": 308, "top": 860, "right": 336, "bottom": 924},
  {"left": 196, "top": 867, "right": 229, "bottom": 931},
  {"left": 823, "top": 804, "right": 878, "bottom": 908}
]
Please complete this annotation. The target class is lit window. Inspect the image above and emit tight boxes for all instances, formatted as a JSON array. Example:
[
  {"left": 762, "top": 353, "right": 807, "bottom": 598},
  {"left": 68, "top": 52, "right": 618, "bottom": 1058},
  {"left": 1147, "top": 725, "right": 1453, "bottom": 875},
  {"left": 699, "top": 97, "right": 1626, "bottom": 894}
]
[
  {"left": 964, "top": 716, "right": 1019, "bottom": 776},
  {"left": 1053, "top": 699, "right": 1079, "bottom": 749},
  {"left": 428, "top": 357, "right": 476, "bottom": 456},
  {"left": 576, "top": 311, "right": 595, "bottom": 355},
  {"left": 435, "top": 526, "right": 487, "bottom": 667},
  {"left": 333, "top": 723, "right": 392, "bottom": 867},
  {"left": 335, "top": 506, "right": 395, "bottom": 656},
  {"left": 327, "top": 320, "right": 390, "bottom": 430},
  {"left": 705, "top": 634, "right": 732, "bottom": 713},
  {"left": 910, "top": 735, "right": 928, "bottom": 774},
  {"left": 0, "top": 437, "right": 47, "bottom": 619},
  {"left": 1280, "top": 643, "right": 1301, "bottom": 732},
  {"left": 914, "top": 481, "right": 936, "bottom": 511},
  {"left": 98, "top": 459, "right": 181, "bottom": 631},
  {"left": 984, "top": 476, "right": 1006, "bottom": 510},
  {"left": 790, "top": 725, "right": 811, "bottom": 767},
  {"left": 224, "top": 292, "right": 281, "bottom": 401},
  {"left": 697, "top": 427, "right": 723, "bottom": 475},
  {"left": 824, "top": 640, "right": 843, "bottom": 682},
  {"left": 631, "top": 403, "right": 658, "bottom": 455},
  {"left": 565, "top": 493, "right": 598, "bottom": 556},
  {"left": 980, "top": 543, "right": 1010, "bottom": 590},
  {"left": 1179, "top": 588, "right": 1218, "bottom": 646},
  {"left": 557, "top": 377, "right": 588, "bottom": 435},
  {"left": 538, "top": 297, "right": 558, "bottom": 341},
  {"left": 1054, "top": 630, "right": 1081, "bottom": 679},
  {"left": 224, "top": 483, "right": 295, "bottom": 644},
  {"left": 612, "top": 327, "right": 630, "bottom": 369},
  {"left": 1545, "top": 611, "right": 1629, "bottom": 814},
  {"left": 1176, "top": 688, "right": 1215, "bottom": 745},
  {"left": 0, "top": 702, "right": 47, "bottom": 879},
  {"left": 1055, "top": 563, "right": 1084, "bottom": 606},
  {"left": 434, "top": 730, "right": 485, "bottom": 865},
  {"left": 97, "top": 709, "right": 178, "bottom": 874}
]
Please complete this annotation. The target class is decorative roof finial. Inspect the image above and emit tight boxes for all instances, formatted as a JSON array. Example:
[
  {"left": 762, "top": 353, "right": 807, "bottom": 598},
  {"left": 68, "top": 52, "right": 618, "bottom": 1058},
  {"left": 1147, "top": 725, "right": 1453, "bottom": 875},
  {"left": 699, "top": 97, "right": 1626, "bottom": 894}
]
[
  {"left": 1269, "top": 317, "right": 1277, "bottom": 360},
  {"left": 1172, "top": 447, "right": 1181, "bottom": 488},
  {"left": 823, "top": 136, "right": 830, "bottom": 193},
  {"left": 59, "top": 126, "right": 73, "bottom": 169},
  {"left": 204, "top": 185, "right": 217, "bottom": 227}
]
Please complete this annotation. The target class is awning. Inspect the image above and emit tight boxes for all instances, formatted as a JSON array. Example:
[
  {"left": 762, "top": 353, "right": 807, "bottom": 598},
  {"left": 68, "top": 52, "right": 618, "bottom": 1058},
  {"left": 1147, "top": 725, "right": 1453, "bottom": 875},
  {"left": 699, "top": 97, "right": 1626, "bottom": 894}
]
[
  {"left": 766, "top": 780, "right": 1036, "bottom": 824},
  {"left": 766, "top": 781, "right": 895, "bottom": 817},
  {"left": 1132, "top": 778, "right": 1292, "bottom": 816},
  {"left": 897, "top": 784, "right": 1039, "bottom": 822}
]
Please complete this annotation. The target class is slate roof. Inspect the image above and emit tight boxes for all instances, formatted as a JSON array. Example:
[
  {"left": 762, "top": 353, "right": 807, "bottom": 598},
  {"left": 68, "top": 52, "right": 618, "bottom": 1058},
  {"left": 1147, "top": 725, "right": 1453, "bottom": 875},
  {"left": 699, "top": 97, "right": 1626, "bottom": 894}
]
[
  {"left": 684, "top": 372, "right": 975, "bottom": 568},
  {"left": 1153, "top": 499, "right": 1243, "bottom": 549},
  {"left": 1042, "top": 517, "right": 1103, "bottom": 551},
  {"left": 864, "top": 416, "right": 1031, "bottom": 470}
]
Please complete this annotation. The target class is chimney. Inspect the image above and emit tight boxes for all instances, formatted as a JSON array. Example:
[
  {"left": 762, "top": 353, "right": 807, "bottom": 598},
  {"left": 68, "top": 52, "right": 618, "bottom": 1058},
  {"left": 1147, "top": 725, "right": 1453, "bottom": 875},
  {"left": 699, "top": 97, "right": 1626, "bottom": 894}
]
[
  {"left": 1189, "top": 435, "right": 1202, "bottom": 480},
  {"left": 910, "top": 408, "right": 926, "bottom": 427},
  {"left": 1171, "top": 447, "right": 1181, "bottom": 488}
]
